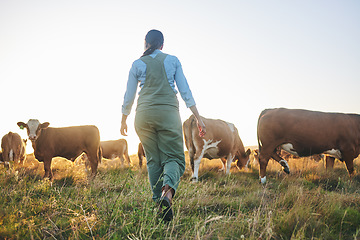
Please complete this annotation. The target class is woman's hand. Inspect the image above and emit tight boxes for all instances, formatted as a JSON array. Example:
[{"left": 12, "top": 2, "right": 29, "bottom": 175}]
[
  {"left": 120, "top": 114, "right": 128, "bottom": 136},
  {"left": 189, "top": 105, "right": 206, "bottom": 137},
  {"left": 197, "top": 119, "right": 206, "bottom": 137},
  {"left": 120, "top": 122, "right": 128, "bottom": 136}
]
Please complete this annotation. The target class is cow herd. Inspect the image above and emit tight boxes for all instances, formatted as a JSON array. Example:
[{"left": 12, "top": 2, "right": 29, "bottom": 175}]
[
  {"left": 1, "top": 119, "right": 130, "bottom": 180},
  {"left": 1, "top": 107, "right": 360, "bottom": 183}
]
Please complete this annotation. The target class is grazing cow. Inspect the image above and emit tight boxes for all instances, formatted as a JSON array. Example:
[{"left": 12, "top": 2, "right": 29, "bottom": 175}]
[
  {"left": 138, "top": 142, "right": 145, "bottom": 168},
  {"left": 1, "top": 132, "right": 27, "bottom": 168},
  {"left": 101, "top": 139, "right": 131, "bottom": 165},
  {"left": 257, "top": 108, "right": 360, "bottom": 183},
  {"left": 17, "top": 119, "right": 102, "bottom": 179},
  {"left": 183, "top": 115, "right": 251, "bottom": 182}
]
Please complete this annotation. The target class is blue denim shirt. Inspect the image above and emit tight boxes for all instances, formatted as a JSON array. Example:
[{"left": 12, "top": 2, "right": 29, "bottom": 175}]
[{"left": 122, "top": 49, "right": 196, "bottom": 115}]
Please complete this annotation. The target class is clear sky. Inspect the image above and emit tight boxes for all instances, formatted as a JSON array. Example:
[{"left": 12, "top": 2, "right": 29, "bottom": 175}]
[{"left": 1, "top": 0, "right": 359, "bottom": 155}]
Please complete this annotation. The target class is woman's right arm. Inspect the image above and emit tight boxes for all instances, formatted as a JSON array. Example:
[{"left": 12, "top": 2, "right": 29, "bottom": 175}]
[
  {"left": 122, "top": 63, "right": 139, "bottom": 116},
  {"left": 120, "top": 62, "right": 139, "bottom": 136}
]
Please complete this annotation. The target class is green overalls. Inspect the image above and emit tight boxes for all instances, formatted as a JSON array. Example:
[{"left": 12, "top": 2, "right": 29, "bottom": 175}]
[{"left": 135, "top": 52, "right": 186, "bottom": 202}]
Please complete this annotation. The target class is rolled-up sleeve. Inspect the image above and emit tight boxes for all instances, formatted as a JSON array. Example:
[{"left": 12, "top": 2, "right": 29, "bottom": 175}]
[
  {"left": 122, "top": 62, "right": 139, "bottom": 115},
  {"left": 174, "top": 58, "right": 196, "bottom": 108}
]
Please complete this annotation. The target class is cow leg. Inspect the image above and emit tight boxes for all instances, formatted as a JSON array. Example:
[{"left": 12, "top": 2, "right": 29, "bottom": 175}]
[
  {"left": 325, "top": 156, "right": 335, "bottom": 170},
  {"left": 271, "top": 152, "right": 290, "bottom": 174},
  {"left": 119, "top": 155, "right": 125, "bottom": 166},
  {"left": 192, "top": 152, "right": 204, "bottom": 183},
  {"left": 342, "top": 154, "right": 355, "bottom": 177},
  {"left": 2, "top": 150, "right": 10, "bottom": 170},
  {"left": 225, "top": 154, "right": 235, "bottom": 175},
  {"left": 138, "top": 143, "right": 144, "bottom": 168},
  {"left": 218, "top": 158, "right": 226, "bottom": 172},
  {"left": 139, "top": 156, "right": 143, "bottom": 168},
  {"left": 43, "top": 158, "right": 53, "bottom": 180},
  {"left": 86, "top": 150, "right": 99, "bottom": 178},
  {"left": 5, "top": 150, "right": 14, "bottom": 171},
  {"left": 124, "top": 151, "right": 131, "bottom": 166},
  {"left": 259, "top": 154, "right": 270, "bottom": 184},
  {"left": 4, "top": 161, "right": 10, "bottom": 170},
  {"left": 88, "top": 159, "right": 98, "bottom": 177},
  {"left": 12, "top": 152, "right": 18, "bottom": 166},
  {"left": 82, "top": 154, "right": 91, "bottom": 172},
  {"left": 188, "top": 149, "right": 195, "bottom": 177},
  {"left": 192, "top": 157, "right": 201, "bottom": 182},
  {"left": 19, "top": 155, "right": 25, "bottom": 166}
]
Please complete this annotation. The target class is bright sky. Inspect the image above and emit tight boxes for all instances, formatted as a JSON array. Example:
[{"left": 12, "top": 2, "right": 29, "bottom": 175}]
[{"left": 1, "top": 0, "right": 359, "bottom": 155}]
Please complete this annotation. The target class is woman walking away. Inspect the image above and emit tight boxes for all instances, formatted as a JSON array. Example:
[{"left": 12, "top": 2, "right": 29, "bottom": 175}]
[{"left": 120, "top": 29, "right": 206, "bottom": 221}]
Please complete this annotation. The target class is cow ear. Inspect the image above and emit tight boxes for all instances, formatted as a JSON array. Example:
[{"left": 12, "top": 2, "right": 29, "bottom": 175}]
[
  {"left": 17, "top": 122, "right": 27, "bottom": 130},
  {"left": 40, "top": 122, "right": 50, "bottom": 129},
  {"left": 245, "top": 148, "right": 251, "bottom": 156}
]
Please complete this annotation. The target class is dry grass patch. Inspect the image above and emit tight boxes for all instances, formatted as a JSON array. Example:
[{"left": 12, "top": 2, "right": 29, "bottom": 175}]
[{"left": 0, "top": 152, "right": 359, "bottom": 239}]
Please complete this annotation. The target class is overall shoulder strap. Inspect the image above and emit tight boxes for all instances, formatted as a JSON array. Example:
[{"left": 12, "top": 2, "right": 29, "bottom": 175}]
[{"left": 154, "top": 52, "right": 168, "bottom": 63}]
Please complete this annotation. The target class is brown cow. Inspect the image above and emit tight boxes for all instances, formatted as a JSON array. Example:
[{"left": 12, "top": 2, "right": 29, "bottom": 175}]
[
  {"left": 17, "top": 119, "right": 102, "bottom": 179},
  {"left": 138, "top": 142, "right": 145, "bottom": 168},
  {"left": 101, "top": 139, "right": 131, "bottom": 165},
  {"left": 257, "top": 108, "right": 360, "bottom": 183},
  {"left": 183, "top": 115, "right": 251, "bottom": 182},
  {"left": 1, "top": 132, "right": 27, "bottom": 168}
]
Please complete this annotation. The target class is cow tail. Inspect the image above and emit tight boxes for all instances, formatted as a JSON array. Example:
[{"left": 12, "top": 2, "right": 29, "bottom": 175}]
[
  {"left": 124, "top": 141, "right": 131, "bottom": 164},
  {"left": 183, "top": 115, "right": 196, "bottom": 152},
  {"left": 8, "top": 132, "right": 14, "bottom": 162},
  {"left": 97, "top": 146, "right": 102, "bottom": 164},
  {"left": 257, "top": 109, "right": 268, "bottom": 152},
  {"left": 9, "top": 149, "right": 14, "bottom": 162}
]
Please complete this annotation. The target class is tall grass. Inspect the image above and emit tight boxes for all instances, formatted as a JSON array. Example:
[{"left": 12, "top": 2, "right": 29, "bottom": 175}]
[{"left": 0, "top": 153, "right": 359, "bottom": 239}]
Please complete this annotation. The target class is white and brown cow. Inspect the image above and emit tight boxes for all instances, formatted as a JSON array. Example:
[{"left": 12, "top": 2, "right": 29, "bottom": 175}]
[
  {"left": 101, "top": 139, "right": 131, "bottom": 165},
  {"left": 183, "top": 115, "right": 251, "bottom": 182},
  {"left": 1, "top": 132, "right": 27, "bottom": 168},
  {"left": 17, "top": 119, "right": 102, "bottom": 179},
  {"left": 138, "top": 142, "right": 145, "bottom": 168},
  {"left": 257, "top": 108, "right": 360, "bottom": 184}
]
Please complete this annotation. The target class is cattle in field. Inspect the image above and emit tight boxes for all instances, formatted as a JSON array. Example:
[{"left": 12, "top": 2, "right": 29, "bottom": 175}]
[
  {"left": 183, "top": 115, "right": 251, "bottom": 182},
  {"left": 101, "top": 139, "right": 131, "bottom": 165},
  {"left": 17, "top": 119, "right": 102, "bottom": 179},
  {"left": 1, "top": 132, "right": 27, "bottom": 168},
  {"left": 257, "top": 108, "right": 360, "bottom": 183},
  {"left": 138, "top": 142, "right": 145, "bottom": 168}
]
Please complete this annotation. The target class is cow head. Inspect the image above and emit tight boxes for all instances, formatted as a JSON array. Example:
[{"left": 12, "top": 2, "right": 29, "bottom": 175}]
[
  {"left": 17, "top": 119, "right": 50, "bottom": 141},
  {"left": 236, "top": 148, "right": 251, "bottom": 169}
]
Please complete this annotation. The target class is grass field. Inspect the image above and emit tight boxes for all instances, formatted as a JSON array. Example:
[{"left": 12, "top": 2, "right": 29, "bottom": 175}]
[{"left": 0, "top": 152, "right": 359, "bottom": 239}]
